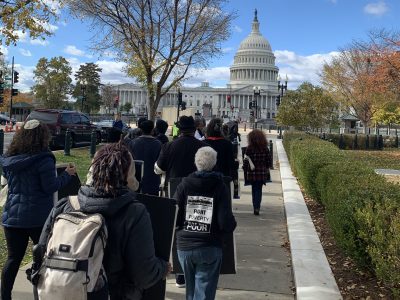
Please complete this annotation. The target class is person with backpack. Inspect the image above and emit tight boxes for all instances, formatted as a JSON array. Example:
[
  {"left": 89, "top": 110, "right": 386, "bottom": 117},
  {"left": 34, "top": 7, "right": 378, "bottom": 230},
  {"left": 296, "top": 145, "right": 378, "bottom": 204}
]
[
  {"left": 173, "top": 146, "right": 237, "bottom": 300},
  {"left": 35, "top": 142, "right": 170, "bottom": 300},
  {"left": 0, "top": 120, "right": 76, "bottom": 300}
]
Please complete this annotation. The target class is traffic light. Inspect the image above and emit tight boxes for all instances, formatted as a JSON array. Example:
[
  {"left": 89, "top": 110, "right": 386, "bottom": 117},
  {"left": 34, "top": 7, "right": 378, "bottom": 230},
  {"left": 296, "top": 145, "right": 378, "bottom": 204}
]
[
  {"left": 250, "top": 110, "right": 254, "bottom": 117},
  {"left": 249, "top": 101, "right": 253, "bottom": 109},
  {"left": 12, "top": 89, "right": 19, "bottom": 96},
  {"left": 178, "top": 91, "right": 183, "bottom": 106},
  {"left": 0, "top": 83, "right": 4, "bottom": 104},
  {"left": 113, "top": 96, "right": 119, "bottom": 108},
  {"left": 276, "top": 95, "right": 281, "bottom": 107},
  {"left": 181, "top": 101, "right": 186, "bottom": 110},
  {"left": 13, "top": 71, "right": 19, "bottom": 83},
  {"left": 227, "top": 95, "right": 231, "bottom": 103}
]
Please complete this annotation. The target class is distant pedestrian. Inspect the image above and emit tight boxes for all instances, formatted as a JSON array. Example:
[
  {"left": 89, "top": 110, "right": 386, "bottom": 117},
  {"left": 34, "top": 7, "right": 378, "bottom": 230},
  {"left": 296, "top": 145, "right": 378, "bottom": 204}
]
[
  {"left": 194, "top": 118, "right": 206, "bottom": 140},
  {"left": 127, "top": 120, "right": 162, "bottom": 195},
  {"left": 155, "top": 115, "right": 206, "bottom": 287},
  {"left": 204, "top": 118, "right": 236, "bottom": 178},
  {"left": 0, "top": 120, "right": 76, "bottom": 300},
  {"left": 243, "top": 129, "right": 271, "bottom": 215},
  {"left": 174, "top": 146, "right": 237, "bottom": 300},
  {"left": 112, "top": 113, "right": 123, "bottom": 130},
  {"left": 155, "top": 119, "right": 169, "bottom": 144}
]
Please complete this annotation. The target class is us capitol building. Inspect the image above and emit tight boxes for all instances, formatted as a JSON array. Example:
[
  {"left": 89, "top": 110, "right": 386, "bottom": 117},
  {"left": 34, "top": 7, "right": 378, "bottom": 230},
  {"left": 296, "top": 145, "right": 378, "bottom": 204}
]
[{"left": 113, "top": 10, "right": 281, "bottom": 124}]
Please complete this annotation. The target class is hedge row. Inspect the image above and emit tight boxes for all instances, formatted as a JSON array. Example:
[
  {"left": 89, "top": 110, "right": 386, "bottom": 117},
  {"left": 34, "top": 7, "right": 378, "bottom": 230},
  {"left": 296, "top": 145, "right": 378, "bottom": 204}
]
[
  {"left": 310, "top": 132, "right": 399, "bottom": 150},
  {"left": 283, "top": 131, "right": 400, "bottom": 293}
]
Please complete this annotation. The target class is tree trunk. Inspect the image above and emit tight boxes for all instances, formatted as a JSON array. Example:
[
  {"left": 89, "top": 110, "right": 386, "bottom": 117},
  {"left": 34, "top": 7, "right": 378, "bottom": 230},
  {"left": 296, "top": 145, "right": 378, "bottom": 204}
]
[{"left": 362, "top": 121, "right": 368, "bottom": 134}]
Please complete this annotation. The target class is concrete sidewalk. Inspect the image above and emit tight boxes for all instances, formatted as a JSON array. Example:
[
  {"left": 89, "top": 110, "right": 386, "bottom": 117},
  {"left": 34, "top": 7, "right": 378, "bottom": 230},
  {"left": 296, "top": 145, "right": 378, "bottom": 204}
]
[{"left": 10, "top": 134, "right": 294, "bottom": 300}]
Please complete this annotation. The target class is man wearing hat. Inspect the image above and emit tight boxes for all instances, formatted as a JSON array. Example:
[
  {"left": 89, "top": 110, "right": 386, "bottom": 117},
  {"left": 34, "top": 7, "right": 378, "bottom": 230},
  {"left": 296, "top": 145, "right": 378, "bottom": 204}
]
[{"left": 154, "top": 115, "right": 206, "bottom": 288}]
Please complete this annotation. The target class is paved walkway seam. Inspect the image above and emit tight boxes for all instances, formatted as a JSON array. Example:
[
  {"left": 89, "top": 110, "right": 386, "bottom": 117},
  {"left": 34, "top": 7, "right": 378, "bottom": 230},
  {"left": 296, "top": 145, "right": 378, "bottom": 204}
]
[{"left": 276, "top": 140, "right": 342, "bottom": 300}]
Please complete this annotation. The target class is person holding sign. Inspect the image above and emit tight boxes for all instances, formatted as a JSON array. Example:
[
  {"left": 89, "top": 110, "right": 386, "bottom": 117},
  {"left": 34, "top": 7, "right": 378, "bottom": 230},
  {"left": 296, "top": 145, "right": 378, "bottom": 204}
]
[{"left": 173, "top": 146, "right": 237, "bottom": 300}]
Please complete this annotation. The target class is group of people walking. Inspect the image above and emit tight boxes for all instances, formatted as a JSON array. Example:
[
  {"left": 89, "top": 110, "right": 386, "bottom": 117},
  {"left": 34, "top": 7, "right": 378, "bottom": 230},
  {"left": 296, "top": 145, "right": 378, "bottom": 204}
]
[{"left": 0, "top": 114, "right": 272, "bottom": 300}]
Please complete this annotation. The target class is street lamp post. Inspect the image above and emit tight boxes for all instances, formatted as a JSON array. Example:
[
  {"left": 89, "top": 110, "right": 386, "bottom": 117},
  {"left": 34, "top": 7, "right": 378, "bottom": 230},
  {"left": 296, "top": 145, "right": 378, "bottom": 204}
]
[
  {"left": 80, "top": 79, "right": 88, "bottom": 113},
  {"left": 253, "top": 86, "right": 264, "bottom": 129},
  {"left": 277, "top": 75, "right": 288, "bottom": 138}
]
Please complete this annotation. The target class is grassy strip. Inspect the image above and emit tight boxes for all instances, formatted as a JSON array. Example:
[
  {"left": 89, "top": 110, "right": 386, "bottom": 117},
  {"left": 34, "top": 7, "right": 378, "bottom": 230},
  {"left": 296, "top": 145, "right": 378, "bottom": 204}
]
[{"left": 0, "top": 147, "right": 97, "bottom": 270}]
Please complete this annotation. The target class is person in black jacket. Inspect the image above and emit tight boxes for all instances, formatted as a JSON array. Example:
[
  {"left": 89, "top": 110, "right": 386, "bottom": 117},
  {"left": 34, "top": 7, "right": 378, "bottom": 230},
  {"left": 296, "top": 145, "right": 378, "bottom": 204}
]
[
  {"left": 38, "top": 142, "right": 170, "bottom": 300},
  {"left": 204, "top": 118, "right": 236, "bottom": 178},
  {"left": 154, "top": 119, "right": 169, "bottom": 145},
  {"left": 154, "top": 115, "right": 206, "bottom": 287},
  {"left": 126, "top": 120, "right": 162, "bottom": 195},
  {"left": 173, "top": 146, "right": 237, "bottom": 300},
  {"left": 0, "top": 120, "right": 75, "bottom": 300}
]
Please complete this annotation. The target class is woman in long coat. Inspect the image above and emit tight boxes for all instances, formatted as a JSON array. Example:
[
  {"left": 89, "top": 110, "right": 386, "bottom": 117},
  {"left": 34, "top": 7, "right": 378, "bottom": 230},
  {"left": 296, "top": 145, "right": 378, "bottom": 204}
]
[{"left": 243, "top": 129, "right": 271, "bottom": 215}]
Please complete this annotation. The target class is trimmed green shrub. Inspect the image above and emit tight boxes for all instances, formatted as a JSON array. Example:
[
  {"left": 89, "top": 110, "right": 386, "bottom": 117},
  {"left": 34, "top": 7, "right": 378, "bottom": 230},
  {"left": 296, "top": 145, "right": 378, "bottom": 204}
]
[
  {"left": 284, "top": 134, "right": 400, "bottom": 293},
  {"left": 356, "top": 185, "right": 400, "bottom": 291},
  {"left": 288, "top": 137, "right": 343, "bottom": 200},
  {"left": 315, "top": 162, "right": 387, "bottom": 267}
]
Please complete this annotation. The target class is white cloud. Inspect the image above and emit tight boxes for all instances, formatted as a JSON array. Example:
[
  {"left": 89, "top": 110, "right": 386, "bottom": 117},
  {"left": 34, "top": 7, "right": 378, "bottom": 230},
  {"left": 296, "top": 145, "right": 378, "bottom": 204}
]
[
  {"left": 222, "top": 47, "right": 234, "bottom": 53},
  {"left": 64, "top": 45, "right": 85, "bottom": 57},
  {"left": 233, "top": 25, "right": 243, "bottom": 33},
  {"left": 364, "top": 1, "right": 388, "bottom": 16},
  {"left": 0, "top": 45, "right": 9, "bottom": 56},
  {"left": 30, "top": 39, "right": 50, "bottom": 46},
  {"left": 274, "top": 50, "right": 339, "bottom": 88},
  {"left": 19, "top": 49, "right": 32, "bottom": 57}
]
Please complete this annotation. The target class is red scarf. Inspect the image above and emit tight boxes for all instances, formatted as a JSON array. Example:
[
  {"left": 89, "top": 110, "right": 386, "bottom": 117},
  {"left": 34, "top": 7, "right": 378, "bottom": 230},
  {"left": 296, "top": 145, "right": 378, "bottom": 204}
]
[{"left": 206, "top": 137, "right": 225, "bottom": 141}]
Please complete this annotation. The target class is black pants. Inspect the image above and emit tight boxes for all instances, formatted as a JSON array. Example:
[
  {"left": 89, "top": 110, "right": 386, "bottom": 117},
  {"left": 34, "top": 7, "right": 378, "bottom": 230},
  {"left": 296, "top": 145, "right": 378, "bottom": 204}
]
[{"left": 1, "top": 226, "right": 42, "bottom": 300}]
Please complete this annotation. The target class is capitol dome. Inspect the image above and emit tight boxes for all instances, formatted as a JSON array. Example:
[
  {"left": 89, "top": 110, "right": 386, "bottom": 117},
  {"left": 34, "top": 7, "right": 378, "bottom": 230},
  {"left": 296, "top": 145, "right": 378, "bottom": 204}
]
[{"left": 229, "top": 10, "right": 279, "bottom": 89}]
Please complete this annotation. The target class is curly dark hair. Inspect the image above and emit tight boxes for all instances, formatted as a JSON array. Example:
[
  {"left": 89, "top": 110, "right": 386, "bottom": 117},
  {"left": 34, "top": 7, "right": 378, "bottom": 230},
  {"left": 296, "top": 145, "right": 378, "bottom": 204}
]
[
  {"left": 247, "top": 129, "right": 267, "bottom": 152},
  {"left": 91, "top": 141, "right": 131, "bottom": 197},
  {"left": 206, "top": 118, "right": 224, "bottom": 138},
  {"left": 6, "top": 122, "right": 51, "bottom": 156}
]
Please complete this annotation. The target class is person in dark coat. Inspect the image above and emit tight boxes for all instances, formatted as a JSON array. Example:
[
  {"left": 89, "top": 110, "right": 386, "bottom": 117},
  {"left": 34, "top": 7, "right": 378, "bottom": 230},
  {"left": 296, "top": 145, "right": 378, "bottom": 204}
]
[
  {"left": 154, "top": 119, "right": 169, "bottom": 145},
  {"left": 204, "top": 118, "right": 236, "bottom": 178},
  {"left": 0, "top": 120, "right": 76, "bottom": 300},
  {"left": 155, "top": 116, "right": 206, "bottom": 187},
  {"left": 154, "top": 115, "right": 206, "bottom": 287},
  {"left": 126, "top": 120, "right": 162, "bottom": 195},
  {"left": 174, "top": 146, "right": 237, "bottom": 300},
  {"left": 39, "top": 142, "right": 170, "bottom": 300},
  {"left": 112, "top": 113, "right": 123, "bottom": 130},
  {"left": 242, "top": 129, "right": 271, "bottom": 215}
]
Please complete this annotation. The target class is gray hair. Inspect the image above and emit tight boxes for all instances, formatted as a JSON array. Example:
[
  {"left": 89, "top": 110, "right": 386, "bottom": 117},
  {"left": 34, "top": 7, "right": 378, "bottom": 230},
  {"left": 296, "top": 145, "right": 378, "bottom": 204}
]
[{"left": 195, "top": 146, "right": 217, "bottom": 171}]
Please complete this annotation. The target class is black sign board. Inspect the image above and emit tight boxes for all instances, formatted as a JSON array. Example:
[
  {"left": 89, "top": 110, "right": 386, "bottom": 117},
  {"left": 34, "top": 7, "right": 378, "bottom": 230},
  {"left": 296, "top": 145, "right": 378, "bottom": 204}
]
[
  {"left": 135, "top": 193, "right": 178, "bottom": 300},
  {"left": 169, "top": 177, "right": 236, "bottom": 275},
  {"left": 56, "top": 164, "right": 81, "bottom": 200}
]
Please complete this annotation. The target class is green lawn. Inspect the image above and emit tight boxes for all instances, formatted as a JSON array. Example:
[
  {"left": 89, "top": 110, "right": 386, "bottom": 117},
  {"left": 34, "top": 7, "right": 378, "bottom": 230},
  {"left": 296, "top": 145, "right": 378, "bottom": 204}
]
[
  {"left": 345, "top": 148, "right": 400, "bottom": 170},
  {"left": 0, "top": 147, "right": 97, "bottom": 270}
]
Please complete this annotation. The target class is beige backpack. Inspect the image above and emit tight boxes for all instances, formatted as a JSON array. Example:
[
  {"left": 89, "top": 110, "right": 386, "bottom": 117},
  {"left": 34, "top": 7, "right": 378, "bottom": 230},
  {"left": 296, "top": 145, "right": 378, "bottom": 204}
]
[{"left": 36, "top": 196, "right": 108, "bottom": 300}]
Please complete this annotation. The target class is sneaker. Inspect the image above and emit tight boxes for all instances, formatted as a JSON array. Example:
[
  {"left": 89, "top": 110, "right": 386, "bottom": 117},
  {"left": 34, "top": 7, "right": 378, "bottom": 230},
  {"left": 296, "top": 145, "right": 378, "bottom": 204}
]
[
  {"left": 254, "top": 209, "right": 260, "bottom": 215},
  {"left": 175, "top": 274, "right": 186, "bottom": 288}
]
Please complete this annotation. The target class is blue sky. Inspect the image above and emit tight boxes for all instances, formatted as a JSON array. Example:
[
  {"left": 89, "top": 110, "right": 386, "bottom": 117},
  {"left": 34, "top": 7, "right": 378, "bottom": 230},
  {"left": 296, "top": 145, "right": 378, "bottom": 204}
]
[{"left": 1, "top": 0, "right": 400, "bottom": 92}]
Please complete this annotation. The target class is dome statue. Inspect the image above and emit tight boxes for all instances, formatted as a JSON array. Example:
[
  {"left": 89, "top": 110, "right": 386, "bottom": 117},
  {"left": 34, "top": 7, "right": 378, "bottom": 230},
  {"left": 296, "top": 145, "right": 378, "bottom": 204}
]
[{"left": 229, "top": 9, "right": 279, "bottom": 89}]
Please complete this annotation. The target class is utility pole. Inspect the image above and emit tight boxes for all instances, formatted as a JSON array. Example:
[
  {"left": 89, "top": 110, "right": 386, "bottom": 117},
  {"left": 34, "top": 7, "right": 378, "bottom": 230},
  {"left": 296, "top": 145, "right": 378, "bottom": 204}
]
[{"left": 10, "top": 56, "right": 14, "bottom": 118}]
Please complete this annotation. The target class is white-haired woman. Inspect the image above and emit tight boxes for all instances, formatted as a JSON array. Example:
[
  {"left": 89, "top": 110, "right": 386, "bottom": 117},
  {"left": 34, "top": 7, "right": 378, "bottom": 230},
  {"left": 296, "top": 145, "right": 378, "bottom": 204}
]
[{"left": 173, "top": 146, "right": 237, "bottom": 300}]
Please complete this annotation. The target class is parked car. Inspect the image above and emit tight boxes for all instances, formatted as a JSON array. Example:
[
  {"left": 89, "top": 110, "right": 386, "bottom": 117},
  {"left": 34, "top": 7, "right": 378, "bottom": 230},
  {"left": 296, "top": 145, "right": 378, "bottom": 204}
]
[
  {"left": 25, "top": 109, "right": 101, "bottom": 148},
  {"left": 94, "top": 119, "right": 130, "bottom": 141},
  {"left": 0, "top": 114, "right": 16, "bottom": 125}
]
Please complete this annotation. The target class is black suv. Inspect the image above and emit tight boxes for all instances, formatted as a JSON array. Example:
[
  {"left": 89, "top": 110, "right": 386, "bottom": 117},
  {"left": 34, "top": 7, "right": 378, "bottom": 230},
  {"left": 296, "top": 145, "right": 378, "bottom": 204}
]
[{"left": 26, "top": 109, "right": 101, "bottom": 148}]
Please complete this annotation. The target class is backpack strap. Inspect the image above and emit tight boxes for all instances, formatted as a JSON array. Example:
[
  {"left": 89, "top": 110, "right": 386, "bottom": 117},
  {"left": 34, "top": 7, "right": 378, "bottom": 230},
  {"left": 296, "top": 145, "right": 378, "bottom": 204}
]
[{"left": 69, "top": 195, "right": 81, "bottom": 210}]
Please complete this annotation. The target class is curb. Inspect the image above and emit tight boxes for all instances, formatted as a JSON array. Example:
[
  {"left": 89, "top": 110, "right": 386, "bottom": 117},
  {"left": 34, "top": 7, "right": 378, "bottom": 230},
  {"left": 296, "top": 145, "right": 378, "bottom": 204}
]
[{"left": 276, "top": 140, "right": 342, "bottom": 300}]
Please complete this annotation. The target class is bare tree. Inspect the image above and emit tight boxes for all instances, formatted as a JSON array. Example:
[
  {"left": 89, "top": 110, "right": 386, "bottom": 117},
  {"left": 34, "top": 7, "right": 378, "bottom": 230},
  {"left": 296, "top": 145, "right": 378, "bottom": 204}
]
[
  {"left": 101, "top": 84, "right": 116, "bottom": 114},
  {"left": 67, "top": 0, "right": 235, "bottom": 120}
]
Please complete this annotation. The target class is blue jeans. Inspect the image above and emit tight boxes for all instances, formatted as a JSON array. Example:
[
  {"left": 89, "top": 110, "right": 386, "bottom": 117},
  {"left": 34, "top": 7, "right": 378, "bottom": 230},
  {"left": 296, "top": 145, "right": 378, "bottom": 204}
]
[
  {"left": 177, "top": 246, "right": 222, "bottom": 300},
  {"left": 251, "top": 182, "right": 263, "bottom": 209}
]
